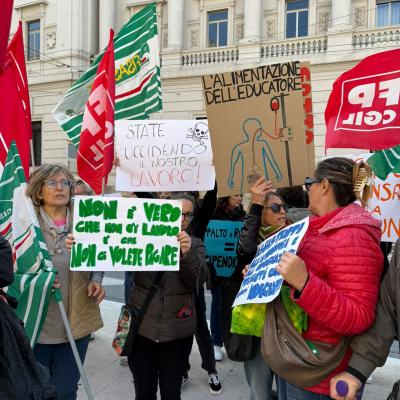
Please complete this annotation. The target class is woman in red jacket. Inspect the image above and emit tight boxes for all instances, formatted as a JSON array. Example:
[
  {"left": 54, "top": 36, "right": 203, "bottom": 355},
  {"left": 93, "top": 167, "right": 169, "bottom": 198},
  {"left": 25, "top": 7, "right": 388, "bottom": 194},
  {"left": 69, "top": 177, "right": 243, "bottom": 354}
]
[{"left": 275, "top": 157, "right": 383, "bottom": 399}]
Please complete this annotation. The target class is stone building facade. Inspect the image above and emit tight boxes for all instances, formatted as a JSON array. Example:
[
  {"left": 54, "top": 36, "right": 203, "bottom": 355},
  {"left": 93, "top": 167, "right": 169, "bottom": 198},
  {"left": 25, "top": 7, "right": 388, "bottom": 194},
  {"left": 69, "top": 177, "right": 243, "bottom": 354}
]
[{"left": 10, "top": 0, "right": 400, "bottom": 174}]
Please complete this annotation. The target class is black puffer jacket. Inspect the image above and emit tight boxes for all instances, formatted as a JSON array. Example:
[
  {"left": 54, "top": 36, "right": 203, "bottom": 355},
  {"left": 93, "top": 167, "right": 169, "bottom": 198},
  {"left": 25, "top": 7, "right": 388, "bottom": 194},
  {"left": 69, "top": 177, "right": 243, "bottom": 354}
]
[{"left": 0, "top": 235, "right": 57, "bottom": 400}]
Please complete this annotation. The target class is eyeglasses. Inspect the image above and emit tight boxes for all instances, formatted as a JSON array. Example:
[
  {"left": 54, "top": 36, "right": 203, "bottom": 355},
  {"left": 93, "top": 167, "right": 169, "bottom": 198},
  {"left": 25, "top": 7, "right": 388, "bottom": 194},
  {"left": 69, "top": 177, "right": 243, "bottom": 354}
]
[
  {"left": 43, "top": 179, "right": 71, "bottom": 190},
  {"left": 304, "top": 177, "right": 322, "bottom": 191},
  {"left": 182, "top": 212, "right": 194, "bottom": 222},
  {"left": 264, "top": 203, "right": 288, "bottom": 214}
]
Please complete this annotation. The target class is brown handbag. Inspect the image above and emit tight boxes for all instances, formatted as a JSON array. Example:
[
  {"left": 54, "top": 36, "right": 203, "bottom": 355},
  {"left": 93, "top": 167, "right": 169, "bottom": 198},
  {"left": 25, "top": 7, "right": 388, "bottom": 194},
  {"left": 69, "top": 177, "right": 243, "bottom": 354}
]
[{"left": 261, "top": 298, "right": 348, "bottom": 388}]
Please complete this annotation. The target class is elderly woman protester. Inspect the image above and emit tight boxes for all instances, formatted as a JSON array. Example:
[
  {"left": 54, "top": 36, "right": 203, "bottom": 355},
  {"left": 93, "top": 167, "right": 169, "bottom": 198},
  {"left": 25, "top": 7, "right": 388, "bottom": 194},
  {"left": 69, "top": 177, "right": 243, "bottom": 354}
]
[
  {"left": 234, "top": 177, "right": 288, "bottom": 400},
  {"left": 127, "top": 193, "right": 207, "bottom": 400},
  {"left": 272, "top": 157, "right": 383, "bottom": 399},
  {"left": 27, "top": 164, "right": 105, "bottom": 400}
]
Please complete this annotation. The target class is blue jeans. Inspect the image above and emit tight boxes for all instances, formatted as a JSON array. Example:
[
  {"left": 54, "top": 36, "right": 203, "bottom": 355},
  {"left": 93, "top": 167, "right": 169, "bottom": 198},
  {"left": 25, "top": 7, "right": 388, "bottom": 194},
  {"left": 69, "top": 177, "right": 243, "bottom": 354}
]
[
  {"left": 244, "top": 346, "right": 274, "bottom": 400},
  {"left": 210, "top": 285, "right": 223, "bottom": 347},
  {"left": 34, "top": 335, "right": 90, "bottom": 400},
  {"left": 124, "top": 271, "right": 135, "bottom": 304},
  {"left": 277, "top": 377, "right": 333, "bottom": 400}
]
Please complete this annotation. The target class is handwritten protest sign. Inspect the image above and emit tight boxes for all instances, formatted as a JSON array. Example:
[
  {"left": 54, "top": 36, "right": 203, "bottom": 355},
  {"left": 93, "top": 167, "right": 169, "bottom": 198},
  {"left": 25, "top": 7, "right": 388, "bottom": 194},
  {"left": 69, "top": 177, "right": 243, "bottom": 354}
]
[
  {"left": 202, "top": 61, "right": 314, "bottom": 196},
  {"left": 115, "top": 120, "right": 215, "bottom": 192},
  {"left": 70, "top": 196, "right": 181, "bottom": 271},
  {"left": 204, "top": 220, "right": 244, "bottom": 278},
  {"left": 351, "top": 153, "right": 400, "bottom": 242},
  {"left": 232, "top": 218, "right": 309, "bottom": 307}
]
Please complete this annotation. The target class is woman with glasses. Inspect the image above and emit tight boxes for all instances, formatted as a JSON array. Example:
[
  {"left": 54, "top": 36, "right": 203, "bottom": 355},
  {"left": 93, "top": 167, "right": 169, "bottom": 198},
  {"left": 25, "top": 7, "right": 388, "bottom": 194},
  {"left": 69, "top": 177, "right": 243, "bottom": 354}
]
[
  {"left": 235, "top": 177, "right": 288, "bottom": 400},
  {"left": 269, "top": 157, "right": 383, "bottom": 399},
  {"left": 127, "top": 193, "right": 207, "bottom": 400},
  {"left": 26, "top": 164, "right": 104, "bottom": 400}
]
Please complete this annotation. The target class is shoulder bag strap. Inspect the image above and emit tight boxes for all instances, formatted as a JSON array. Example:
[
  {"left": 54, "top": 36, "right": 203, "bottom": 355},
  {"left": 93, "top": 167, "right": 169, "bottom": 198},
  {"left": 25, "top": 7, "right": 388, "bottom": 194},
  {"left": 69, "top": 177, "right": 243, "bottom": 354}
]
[
  {"left": 131, "top": 271, "right": 165, "bottom": 333},
  {"left": 122, "top": 271, "right": 165, "bottom": 356}
]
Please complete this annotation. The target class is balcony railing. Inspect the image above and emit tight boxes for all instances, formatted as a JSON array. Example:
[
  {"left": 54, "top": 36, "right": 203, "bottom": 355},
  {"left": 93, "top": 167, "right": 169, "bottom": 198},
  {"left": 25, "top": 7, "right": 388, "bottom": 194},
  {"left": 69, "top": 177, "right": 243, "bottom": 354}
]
[
  {"left": 181, "top": 46, "right": 239, "bottom": 67},
  {"left": 261, "top": 36, "right": 328, "bottom": 59},
  {"left": 353, "top": 27, "right": 400, "bottom": 48}
]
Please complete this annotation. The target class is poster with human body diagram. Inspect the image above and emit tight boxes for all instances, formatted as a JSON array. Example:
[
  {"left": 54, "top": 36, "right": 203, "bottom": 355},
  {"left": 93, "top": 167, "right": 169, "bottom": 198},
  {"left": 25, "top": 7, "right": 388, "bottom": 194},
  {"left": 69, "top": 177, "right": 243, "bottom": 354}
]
[{"left": 202, "top": 61, "right": 315, "bottom": 196}]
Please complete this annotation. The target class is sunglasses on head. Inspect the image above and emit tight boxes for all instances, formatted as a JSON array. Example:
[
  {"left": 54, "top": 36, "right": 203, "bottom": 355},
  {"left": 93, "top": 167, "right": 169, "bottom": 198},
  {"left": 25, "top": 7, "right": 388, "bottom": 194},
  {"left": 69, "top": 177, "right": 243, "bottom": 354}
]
[
  {"left": 304, "top": 177, "right": 322, "bottom": 191},
  {"left": 264, "top": 203, "right": 288, "bottom": 214}
]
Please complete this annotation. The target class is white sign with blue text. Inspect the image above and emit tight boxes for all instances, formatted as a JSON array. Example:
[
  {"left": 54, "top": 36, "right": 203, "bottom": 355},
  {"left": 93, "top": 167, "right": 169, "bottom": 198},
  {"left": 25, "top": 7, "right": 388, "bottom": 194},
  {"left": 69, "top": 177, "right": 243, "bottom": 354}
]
[{"left": 232, "top": 218, "right": 309, "bottom": 307}]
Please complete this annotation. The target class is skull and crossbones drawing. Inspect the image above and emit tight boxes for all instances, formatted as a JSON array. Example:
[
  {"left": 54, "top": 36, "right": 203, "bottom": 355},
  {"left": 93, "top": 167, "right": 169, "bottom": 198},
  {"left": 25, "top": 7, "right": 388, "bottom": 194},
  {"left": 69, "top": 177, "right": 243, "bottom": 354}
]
[{"left": 187, "top": 122, "right": 209, "bottom": 145}]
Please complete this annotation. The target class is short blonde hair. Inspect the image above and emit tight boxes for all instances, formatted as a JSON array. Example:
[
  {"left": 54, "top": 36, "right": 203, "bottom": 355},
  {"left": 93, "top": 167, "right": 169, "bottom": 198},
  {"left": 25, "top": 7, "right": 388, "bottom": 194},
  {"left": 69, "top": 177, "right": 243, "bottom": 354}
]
[{"left": 27, "top": 164, "right": 75, "bottom": 207}]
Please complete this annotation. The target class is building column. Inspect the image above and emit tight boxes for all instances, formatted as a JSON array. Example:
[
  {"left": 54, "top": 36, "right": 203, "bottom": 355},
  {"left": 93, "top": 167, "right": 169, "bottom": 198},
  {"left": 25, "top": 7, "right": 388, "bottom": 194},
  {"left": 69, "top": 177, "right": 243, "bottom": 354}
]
[
  {"left": 243, "top": 0, "right": 262, "bottom": 42},
  {"left": 167, "top": 0, "right": 184, "bottom": 50},
  {"left": 331, "top": 0, "right": 352, "bottom": 31},
  {"left": 99, "top": 0, "right": 115, "bottom": 50}
]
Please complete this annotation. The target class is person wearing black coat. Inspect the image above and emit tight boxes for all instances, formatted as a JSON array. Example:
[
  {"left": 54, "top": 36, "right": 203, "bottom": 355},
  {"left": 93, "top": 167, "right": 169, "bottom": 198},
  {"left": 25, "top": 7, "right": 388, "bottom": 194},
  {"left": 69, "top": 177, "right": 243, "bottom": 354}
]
[
  {"left": 209, "top": 195, "right": 245, "bottom": 362},
  {"left": 0, "top": 234, "right": 57, "bottom": 400}
]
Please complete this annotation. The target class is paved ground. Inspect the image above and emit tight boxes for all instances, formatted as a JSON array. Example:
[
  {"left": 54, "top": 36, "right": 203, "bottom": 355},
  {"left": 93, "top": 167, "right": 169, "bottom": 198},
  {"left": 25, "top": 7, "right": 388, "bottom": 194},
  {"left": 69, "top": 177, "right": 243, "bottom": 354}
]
[{"left": 77, "top": 298, "right": 400, "bottom": 400}]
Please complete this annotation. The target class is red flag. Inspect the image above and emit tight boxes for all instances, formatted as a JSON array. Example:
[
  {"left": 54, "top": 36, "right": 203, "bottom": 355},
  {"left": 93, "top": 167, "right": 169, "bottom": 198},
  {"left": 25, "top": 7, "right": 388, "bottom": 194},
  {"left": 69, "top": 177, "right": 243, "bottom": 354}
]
[
  {"left": 77, "top": 30, "right": 115, "bottom": 194},
  {"left": 0, "top": 0, "right": 13, "bottom": 70},
  {"left": 325, "top": 49, "right": 400, "bottom": 151},
  {"left": 0, "top": 21, "right": 32, "bottom": 178}
]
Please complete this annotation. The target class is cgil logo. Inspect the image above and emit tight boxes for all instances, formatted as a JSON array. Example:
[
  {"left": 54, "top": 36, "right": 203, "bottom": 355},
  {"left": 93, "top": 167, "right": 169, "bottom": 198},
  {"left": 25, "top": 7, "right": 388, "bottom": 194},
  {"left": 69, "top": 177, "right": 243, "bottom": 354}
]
[{"left": 335, "top": 70, "right": 400, "bottom": 132}]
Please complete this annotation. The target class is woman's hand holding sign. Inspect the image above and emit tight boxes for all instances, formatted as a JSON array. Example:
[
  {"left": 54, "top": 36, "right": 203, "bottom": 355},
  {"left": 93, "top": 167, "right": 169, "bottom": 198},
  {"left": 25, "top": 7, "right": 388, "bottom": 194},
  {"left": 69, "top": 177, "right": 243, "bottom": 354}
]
[
  {"left": 276, "top": 252, "right": 309, "bottom": 292},
  {"left": 251, "top": 177, "right": 273, "bottom": 205},
  {"left": 178, "top": 231, "right": 192, "bottom": 256}
]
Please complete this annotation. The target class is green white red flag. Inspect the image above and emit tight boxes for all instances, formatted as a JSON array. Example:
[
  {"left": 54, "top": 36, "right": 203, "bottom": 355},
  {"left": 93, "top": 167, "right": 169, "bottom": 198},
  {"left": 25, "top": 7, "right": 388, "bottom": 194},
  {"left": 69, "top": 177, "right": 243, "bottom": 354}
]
[
  {"left": 368, "top": 146, "right": 400, "bottom": 180},
  {"left": 53, "top": 3, "right": 162, "bottom": 147},
  {"left": 0, "top": 142, "right": 57, "bottom": 347}
]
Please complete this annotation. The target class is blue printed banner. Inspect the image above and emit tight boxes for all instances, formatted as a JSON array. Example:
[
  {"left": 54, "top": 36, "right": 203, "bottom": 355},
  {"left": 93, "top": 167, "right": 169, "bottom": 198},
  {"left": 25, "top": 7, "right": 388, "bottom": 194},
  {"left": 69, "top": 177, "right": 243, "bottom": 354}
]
[
  {"left": 204, "top": 220, "right": 244, "bottom": 278},
  {"left": 233, "top": 218, "right": 309, "bottom": 306}
]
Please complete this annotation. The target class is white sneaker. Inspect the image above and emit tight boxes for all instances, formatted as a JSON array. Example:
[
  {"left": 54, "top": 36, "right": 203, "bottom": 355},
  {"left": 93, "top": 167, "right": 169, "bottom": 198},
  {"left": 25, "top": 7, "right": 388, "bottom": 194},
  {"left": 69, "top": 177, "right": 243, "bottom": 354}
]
[{"left": 214, "top": 345, "right": 223, "bottom": 361}]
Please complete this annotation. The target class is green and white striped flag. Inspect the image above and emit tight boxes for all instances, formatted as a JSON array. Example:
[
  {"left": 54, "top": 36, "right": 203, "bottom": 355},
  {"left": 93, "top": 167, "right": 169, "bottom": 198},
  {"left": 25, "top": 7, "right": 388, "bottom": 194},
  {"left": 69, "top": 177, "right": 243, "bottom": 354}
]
[
  {"left": 0, "top": 142, "right": 57, "bottom": 347},
  {"left": 368, "top": 146, "right": 400, "bottom": 180},
  {"left": 53, "top": 3, "right": 162, "bottom": 146}
]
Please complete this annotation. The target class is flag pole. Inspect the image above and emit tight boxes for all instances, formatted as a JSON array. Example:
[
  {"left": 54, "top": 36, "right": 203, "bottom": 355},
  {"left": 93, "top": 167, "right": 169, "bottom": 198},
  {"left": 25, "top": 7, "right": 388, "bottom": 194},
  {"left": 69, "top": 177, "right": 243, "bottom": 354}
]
[
  {"left": 101, "top": 176, "right": 106, "bottom": 196},
  {"left": 54, "top": 288, "right": 95, "bottom": 400},
  {"left": 30, "top": 139, "right": 35, "bottom": 169}
]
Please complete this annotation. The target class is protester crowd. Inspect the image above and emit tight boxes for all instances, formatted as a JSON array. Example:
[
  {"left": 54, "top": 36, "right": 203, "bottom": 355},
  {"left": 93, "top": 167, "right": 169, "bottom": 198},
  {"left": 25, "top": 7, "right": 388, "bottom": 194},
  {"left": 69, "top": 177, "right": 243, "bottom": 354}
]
[{"left": 4, "top": 157, "right": 400, "bottom": 400}]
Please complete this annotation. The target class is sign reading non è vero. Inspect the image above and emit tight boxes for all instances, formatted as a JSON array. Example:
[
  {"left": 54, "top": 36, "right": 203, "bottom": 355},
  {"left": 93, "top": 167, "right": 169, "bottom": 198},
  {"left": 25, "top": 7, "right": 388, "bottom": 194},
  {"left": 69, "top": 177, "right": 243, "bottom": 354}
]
[{"left": 70, "top": 196, "right": 182, "bottom": 271}]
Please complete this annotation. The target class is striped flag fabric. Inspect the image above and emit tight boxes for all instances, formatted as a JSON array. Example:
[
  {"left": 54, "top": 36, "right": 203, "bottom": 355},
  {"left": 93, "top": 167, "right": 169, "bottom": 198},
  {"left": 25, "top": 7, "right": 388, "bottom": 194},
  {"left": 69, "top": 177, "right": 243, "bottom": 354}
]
[
  {"left": 0, "top": 142, "right": 57, "bottom": 347},
  {"left": 53, "top": 3, "right": 162, "bottom": 147},
  {"left": 368, "top": 146, "right": 400, "bottom": 180}
]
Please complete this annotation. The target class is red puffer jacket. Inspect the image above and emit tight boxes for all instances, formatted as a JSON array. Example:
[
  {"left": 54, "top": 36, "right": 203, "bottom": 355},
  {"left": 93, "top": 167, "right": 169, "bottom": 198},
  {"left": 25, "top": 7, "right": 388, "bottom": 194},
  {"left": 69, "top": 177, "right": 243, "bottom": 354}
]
[{"left": 293, "top": 203, "right": 383, "bottom": 395}]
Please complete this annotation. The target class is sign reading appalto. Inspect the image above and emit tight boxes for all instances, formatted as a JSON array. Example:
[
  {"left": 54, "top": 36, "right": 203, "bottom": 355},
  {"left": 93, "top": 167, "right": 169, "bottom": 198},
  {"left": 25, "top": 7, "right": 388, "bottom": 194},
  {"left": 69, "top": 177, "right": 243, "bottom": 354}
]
[
  {"left": 70, "top": 196, "right": 181, "bottom": 271},
  {"left": 204, "top": 220, "right": 244, "bottom": 278},
  {"left": 115, "top": 120, "right": 215, "bottom": 192},
  {"left": 202, "top": 61, "right": 314, "bottom": 197},
  {"left": 233, "top": 218, "right": 309, "bottom": 307}
]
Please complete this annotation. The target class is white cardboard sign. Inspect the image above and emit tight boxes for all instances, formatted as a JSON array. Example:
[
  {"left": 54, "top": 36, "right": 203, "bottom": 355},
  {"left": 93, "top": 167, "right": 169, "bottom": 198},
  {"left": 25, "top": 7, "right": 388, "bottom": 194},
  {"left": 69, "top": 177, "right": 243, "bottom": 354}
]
[
  {"left": 70, "top": 196, "right": 182, "bottom": 271},
  {"left": 115, "top": 120, "right": 215, "bottom": 192},
  {"left": 233, "top": 218, "right": 309, "bottom": 307}
]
